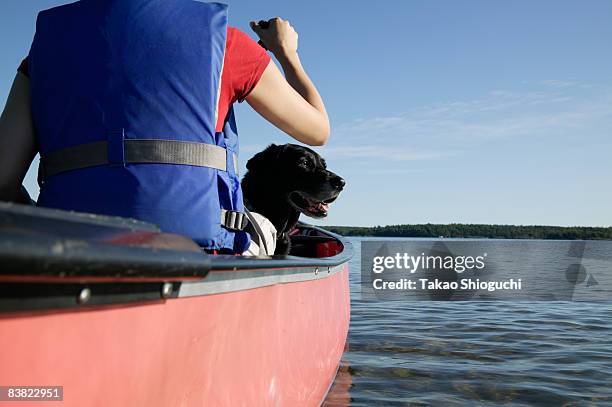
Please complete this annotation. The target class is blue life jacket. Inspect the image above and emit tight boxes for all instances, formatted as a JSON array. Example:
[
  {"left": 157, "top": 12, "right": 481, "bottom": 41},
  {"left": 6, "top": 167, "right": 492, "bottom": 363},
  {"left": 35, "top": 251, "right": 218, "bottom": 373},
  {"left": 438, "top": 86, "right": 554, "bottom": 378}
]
[{"left": 28, "top": 0, "right": 250, "bottom": 252}]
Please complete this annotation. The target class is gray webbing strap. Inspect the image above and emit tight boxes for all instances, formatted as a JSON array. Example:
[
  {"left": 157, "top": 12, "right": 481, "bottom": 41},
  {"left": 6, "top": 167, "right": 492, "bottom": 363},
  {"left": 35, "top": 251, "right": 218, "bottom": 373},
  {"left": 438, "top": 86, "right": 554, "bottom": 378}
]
[
  {"left": 41, "top": 141, "right": 108, "bottom": 177},
  {"left": 220, "top": 209, "right": 248, "bottom": 231},
  {"left": 40, "top": 140, "right": 238, "bottom": 179}
]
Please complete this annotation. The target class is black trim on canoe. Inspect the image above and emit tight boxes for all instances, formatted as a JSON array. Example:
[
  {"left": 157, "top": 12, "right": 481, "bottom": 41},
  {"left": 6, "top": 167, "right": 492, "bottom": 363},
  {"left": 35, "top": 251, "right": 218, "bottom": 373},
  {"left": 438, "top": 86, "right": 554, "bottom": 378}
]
[
  {"left": 0, "top": 282, "right": 181, "bottom": 313},
  {"left": 0, "top": 203, "right": 353, "bottom": 312},
  {"left": 0, "top": 231, "right": 213, "bottom": 278}
]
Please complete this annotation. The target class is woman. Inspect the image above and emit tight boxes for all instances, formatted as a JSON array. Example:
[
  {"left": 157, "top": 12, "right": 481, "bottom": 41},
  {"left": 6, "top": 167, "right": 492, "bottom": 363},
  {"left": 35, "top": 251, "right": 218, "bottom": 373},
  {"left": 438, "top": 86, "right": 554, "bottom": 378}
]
[{"left": 0, "top": 0, "right": 329, "bottom": 253}]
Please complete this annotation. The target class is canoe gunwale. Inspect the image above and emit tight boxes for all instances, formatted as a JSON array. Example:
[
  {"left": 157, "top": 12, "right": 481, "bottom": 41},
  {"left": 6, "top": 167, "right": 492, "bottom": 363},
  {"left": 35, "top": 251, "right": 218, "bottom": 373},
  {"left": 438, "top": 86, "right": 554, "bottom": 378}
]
[
  {"left": 0, "top": 202, "right": 353, "bottom": 313},
  {"left": 0, "top": 202, "right": 353, "bottom": 280},
  {"left": 0, "top": 227, "right": 352, "bottom": 279}
]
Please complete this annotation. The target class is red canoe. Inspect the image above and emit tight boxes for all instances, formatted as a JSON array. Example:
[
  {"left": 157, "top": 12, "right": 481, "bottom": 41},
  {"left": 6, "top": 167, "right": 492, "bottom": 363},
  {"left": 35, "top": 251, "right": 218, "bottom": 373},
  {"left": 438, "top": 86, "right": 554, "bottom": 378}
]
[{"left": 0, "top": 203, "right": 352, "bottom": 406}]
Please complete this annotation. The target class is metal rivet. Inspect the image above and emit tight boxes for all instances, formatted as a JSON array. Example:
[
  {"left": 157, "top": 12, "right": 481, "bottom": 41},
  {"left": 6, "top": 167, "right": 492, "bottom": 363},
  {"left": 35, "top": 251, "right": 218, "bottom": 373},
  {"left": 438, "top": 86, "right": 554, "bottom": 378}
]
[
  {"left": 314, "top": 267, "right": 319, "bottom": 276},
  {"left": 77, "top": 288, "right": 91, "bottom": 304},
  {"left": 161, "top": 283, "right": 173, "bottom": 299}
]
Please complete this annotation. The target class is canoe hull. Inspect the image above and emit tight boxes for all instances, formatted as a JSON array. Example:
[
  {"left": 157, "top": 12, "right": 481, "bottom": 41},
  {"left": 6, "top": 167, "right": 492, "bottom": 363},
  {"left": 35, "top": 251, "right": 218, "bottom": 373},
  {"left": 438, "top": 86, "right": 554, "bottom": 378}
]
[{"left": 0, "top": 265, "right": 349, "bottom": 406}]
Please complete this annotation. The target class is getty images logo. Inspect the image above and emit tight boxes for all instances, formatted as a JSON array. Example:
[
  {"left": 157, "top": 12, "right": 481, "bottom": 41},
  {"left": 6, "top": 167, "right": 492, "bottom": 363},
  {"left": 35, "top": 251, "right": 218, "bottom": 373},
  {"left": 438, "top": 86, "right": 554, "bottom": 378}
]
[
  {"left": 362, "top": 241, "right": 497, "bottom": 300},
  {"left": 372, "top": 252, "right": 487, "bottom": 274}
]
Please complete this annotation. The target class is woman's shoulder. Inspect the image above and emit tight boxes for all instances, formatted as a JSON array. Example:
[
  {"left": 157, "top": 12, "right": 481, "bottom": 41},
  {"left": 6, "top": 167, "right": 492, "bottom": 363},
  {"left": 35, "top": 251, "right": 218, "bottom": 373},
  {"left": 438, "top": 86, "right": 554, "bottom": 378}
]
[
  {"left": 224, "top": 26, "right": 271, "bottom": 101},
  {"left": 226, "top": 26, "right": 266, "bottom": 57}
]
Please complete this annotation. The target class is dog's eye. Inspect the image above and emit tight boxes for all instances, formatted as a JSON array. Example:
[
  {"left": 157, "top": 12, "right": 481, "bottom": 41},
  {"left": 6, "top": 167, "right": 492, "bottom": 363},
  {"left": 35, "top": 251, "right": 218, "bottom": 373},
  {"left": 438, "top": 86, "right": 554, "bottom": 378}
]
[{"left": 298, "top": 157, "right": 313, "bottom": 169}]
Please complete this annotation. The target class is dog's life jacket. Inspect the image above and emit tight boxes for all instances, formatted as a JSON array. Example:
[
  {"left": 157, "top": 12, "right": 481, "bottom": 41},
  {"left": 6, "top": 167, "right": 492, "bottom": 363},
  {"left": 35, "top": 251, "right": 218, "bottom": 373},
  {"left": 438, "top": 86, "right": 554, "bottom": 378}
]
[{"left": 29, "top": 0, "right": 250, "bottom": 252}]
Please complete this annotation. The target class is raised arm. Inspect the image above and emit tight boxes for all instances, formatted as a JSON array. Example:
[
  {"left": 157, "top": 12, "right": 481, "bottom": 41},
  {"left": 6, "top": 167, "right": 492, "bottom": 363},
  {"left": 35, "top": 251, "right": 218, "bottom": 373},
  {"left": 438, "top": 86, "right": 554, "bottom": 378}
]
[
  {"left": 246, "top": 18, "right": 330, "bottom": 146},
  {"left": 0, "top": 72, "right": 37, "bottom": 202}
]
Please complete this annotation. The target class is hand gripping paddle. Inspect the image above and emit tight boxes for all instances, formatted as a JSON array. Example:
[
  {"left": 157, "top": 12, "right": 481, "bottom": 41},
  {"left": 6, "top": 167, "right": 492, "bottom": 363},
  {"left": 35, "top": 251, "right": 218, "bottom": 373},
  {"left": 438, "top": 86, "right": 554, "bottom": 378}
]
[{"left": 256, "top": 20, "right": 270, "bottom": 50}]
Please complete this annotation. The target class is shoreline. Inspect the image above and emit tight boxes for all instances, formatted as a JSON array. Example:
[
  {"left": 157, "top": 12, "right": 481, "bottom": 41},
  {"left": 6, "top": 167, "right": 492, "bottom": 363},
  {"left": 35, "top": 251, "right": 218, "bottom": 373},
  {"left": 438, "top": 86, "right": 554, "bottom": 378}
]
[{"left": 326, "top": 223, "right": 612, "bottom": 240}]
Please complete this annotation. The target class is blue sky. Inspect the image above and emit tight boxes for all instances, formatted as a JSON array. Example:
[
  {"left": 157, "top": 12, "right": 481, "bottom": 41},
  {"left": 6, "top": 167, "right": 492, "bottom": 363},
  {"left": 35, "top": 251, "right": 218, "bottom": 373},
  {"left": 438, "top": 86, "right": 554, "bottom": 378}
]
[{"left": 1, "top": 0, "right": 611, "bottom": 227}]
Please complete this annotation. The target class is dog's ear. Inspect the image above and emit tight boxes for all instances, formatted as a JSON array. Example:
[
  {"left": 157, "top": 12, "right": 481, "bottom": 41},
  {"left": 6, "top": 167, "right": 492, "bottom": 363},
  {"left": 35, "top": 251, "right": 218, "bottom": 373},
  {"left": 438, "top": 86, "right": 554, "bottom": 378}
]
[{"left": 246, "top": 144, "right": 281, "bottom": 173}]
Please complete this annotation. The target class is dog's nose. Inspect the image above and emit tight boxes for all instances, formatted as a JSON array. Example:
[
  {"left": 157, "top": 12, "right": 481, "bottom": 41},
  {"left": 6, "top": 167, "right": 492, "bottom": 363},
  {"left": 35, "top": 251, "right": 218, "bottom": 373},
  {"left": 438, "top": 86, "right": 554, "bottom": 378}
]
[{"left": 331, "top": 176, "right": 346, "bottom": 190}]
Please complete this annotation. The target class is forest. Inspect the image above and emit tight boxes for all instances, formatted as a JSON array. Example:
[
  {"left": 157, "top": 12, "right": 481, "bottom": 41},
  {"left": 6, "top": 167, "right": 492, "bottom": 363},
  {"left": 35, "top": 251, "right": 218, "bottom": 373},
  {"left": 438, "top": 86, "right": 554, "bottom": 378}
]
[{"left": 325, "top": 224, "right": 612, "bottom": 240}]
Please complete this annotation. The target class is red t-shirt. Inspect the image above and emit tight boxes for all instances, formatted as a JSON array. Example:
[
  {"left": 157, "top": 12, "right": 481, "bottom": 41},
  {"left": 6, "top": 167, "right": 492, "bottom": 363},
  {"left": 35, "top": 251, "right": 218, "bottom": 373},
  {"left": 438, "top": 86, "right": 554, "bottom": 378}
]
[{"left": 18, "top": 27, "right": 270, "bottom": 132}]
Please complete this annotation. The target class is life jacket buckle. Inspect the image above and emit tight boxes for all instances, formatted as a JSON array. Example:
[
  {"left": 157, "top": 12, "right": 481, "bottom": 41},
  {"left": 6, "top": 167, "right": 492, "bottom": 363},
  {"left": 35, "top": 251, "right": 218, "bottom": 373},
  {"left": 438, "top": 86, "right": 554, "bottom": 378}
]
[{"left": 220, "top": 209, "right": 248, "bottom": 231}]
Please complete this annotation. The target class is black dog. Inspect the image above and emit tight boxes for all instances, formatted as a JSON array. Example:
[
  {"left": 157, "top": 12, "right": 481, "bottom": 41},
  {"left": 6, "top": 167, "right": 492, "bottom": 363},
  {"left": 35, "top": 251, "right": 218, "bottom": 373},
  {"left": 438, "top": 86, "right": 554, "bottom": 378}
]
[{"left": 241, "top": 144, "right": 345, "bottom": 255}]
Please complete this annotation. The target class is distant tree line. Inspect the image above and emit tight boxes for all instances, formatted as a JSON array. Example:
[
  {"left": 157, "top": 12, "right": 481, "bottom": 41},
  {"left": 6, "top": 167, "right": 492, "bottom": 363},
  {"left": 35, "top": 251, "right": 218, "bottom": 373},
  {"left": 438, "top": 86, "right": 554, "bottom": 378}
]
[{"left": 326, "top": 224, "right": 612, "bottom": 240}]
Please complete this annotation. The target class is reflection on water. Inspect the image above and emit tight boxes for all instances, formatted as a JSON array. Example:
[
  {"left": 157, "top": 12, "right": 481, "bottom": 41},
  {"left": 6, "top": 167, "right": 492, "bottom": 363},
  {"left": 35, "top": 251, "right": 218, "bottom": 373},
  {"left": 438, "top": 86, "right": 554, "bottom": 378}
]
[{"left": 324, "top": 238, "right": 612, "bottom": 406}]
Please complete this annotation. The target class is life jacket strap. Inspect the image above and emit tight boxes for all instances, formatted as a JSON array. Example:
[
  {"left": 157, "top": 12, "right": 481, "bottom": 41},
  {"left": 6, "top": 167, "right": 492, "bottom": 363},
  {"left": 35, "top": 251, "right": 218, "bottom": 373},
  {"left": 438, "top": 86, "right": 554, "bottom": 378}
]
[
  {"left": 39, "top": 139, "right": 238, "bottom": 181},
  {"left": 220, "top": 209, "right": 249, "bottom": 231},
  {"left": 244, "top": 209, "right": 270, "bottom": 255}
]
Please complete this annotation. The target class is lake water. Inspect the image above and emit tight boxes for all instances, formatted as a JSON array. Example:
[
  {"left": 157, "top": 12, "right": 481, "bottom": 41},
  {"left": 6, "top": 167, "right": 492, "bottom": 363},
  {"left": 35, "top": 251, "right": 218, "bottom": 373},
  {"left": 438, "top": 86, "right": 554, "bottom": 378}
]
[{"left": 324, "top": 237, "right": 612, "bottom": 406}]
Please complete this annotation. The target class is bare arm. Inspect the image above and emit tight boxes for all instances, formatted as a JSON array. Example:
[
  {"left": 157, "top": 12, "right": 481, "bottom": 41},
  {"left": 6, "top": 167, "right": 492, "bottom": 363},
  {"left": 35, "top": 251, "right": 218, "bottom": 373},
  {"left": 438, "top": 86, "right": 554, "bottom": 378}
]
[
  {"left": 246, "top": 18, "right": 330, "bottom": 146},
  {"left": 0, "top": 73, "right": 37, "bottom": 202}
]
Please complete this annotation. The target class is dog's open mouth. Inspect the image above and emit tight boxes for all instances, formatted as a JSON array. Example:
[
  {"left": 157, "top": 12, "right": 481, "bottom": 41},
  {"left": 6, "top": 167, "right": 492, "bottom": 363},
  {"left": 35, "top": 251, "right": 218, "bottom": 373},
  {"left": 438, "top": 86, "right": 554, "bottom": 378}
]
[{"left": 288, "top": 192, "right": 338, "bottom": 218}]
